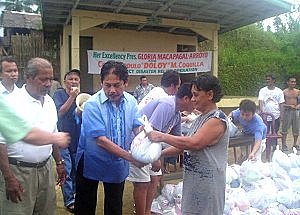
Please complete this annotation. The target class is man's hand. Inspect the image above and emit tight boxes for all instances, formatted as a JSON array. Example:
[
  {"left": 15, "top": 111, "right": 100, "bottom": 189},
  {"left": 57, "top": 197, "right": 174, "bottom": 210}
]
[
  {"left": 147, "top": 131, "right": 164, "bottom": 142},
  {"left": 131, "top": 158, "right": 146, "bottom": 168},
  {"left": 56, "top": 164, "right": 67, "bottom": 186},
  {"left": 4, "top": 175, "right": 24, "bottom": 203},
  {"left": 248, "top": 152, "right": 256, "bottom": 161},
  {"left": 151, "top": 160, "right": 161, "bottom": 172},
  {"left": 51, "top": 132, "right": 70, "bottom": 148},
  {"left": 70, "top": 87, "right": 80, "bottom": 98}
]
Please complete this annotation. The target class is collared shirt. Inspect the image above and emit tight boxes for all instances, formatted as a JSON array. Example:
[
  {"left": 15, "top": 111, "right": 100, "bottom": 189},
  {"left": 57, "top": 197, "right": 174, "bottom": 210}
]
[
  {"left": 133, "top": 83, "right": 155, "bottom": 103},
  {"left": 0, "top": 82, "right": 20, "bottom": 96},
  {"left": 0, "top": 85, "right": 57, "bottom": 163},
  {"left": 0, "top": 95, "right": 32, "bottom": 144},
  {"left": 138, "top": 87, "right": 168, "bottom": 110},
  {"left": 76, "top": 89, "right": 142, "bottom": 183},
  {"left": 53, "top": 89, "right": 81, "bottom": 153},
  {"left": 140, "top": 96, "right": 181, "bottom": 135}
]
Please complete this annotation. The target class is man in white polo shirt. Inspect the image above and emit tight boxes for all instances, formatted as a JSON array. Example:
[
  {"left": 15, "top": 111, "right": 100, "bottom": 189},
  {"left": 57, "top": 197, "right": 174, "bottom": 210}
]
[
  {"left": 0, "top": 58, "right": 66, "bottom": 215},
  {"left": 0, "top": 57, "right": 20, "bottom": 96}
]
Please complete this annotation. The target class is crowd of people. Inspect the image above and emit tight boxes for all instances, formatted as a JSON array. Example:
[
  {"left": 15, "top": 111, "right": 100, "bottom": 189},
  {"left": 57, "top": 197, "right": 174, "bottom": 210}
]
[{"left": 0, "top": 56, "right": 299, "bottom": 215}]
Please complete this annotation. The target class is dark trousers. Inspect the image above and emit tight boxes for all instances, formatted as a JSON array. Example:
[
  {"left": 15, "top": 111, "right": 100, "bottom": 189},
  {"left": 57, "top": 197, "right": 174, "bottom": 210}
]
[
  {"left": 267, "top": 117, "right": 280, "bottom": 146},
  {"left": 74, "top": 156, "right": 125, "bottom": 215}
]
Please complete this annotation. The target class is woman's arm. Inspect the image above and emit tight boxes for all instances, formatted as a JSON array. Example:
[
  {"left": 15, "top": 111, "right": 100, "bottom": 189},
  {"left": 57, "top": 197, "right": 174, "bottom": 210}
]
[{"left": 148, "top": 118, "right": 226, "bottom": 151}]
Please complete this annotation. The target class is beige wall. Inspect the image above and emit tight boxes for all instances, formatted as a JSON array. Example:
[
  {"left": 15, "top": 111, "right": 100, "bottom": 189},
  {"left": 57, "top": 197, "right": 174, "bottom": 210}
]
[{"left": 79, "top": 27, "right": 198, "bottom": 92}]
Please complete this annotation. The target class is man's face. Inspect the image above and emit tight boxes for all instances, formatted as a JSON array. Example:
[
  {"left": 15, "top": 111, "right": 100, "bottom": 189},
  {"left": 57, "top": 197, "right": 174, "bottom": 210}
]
[
  {"left": 0, "top": 61, "right": 18, "bottom": 84},
  {"left": 27, "top": 67, "right": 54, "bottom": 98},
  {"left": 240, "top": 110, "right": 254, "bottom": 122},
  {"left": 64, "top": 73, "right": 80, "bottom": 90},
  {"left": 177, "top": 97, "right": 193, "bottom": 112},
  {"left": 102, "top": 71, "right": 126, "bottom": 103},
  {"left": 169, "top": 79, "right": 181, "bottom": 96},
  {"left": 266, "top": 76, "right": 275, "bottom": 87},
  {"left": 141, "top": 78, "right": 148, "bottom": 86},
  {"left": 287, "top": 78, "right": 296, "bottom": 88}
]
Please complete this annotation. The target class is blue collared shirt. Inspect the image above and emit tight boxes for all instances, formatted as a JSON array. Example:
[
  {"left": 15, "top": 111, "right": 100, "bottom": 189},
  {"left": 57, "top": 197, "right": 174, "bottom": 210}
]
[{"left": 76, "top": 89, "right": 142, "bottom": 183}]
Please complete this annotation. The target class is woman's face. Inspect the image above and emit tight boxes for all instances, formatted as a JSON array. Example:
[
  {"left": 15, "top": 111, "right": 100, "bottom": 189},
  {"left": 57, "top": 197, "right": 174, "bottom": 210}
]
[{"left": 190, "top": 85, "right": 211, "bottom": 111}]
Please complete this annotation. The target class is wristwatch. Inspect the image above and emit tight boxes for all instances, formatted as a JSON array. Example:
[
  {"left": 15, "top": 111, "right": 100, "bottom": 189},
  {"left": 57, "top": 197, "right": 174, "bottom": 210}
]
[{"left": 56, "top": 159, "right": 65, "bottom": 166}]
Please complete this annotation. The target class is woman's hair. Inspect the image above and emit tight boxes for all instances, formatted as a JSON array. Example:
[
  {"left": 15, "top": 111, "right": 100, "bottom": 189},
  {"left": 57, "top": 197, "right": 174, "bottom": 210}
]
[{"left": 191, "top": 74, "right": 223, "bottom": 103}]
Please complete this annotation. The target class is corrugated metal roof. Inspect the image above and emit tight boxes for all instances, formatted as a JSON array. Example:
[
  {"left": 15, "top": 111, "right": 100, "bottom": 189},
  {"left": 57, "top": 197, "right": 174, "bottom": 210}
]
[{"left": 40, "top": 0, "right": 292, "bottom": 36}]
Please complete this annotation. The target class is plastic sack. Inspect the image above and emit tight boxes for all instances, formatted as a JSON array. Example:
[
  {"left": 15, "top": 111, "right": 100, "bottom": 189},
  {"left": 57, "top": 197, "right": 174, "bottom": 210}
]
[
  {"left": 156, "top": 195, "right": 172, "bottom": 211},
  {"left": 272, "top": 145, "right": 291, "bottom": 171},
  {"left": 288, "top": 168, "right": 300, "bottom": 181},
  {"left": 246, "top": 189, "right": 272, "bottom": 211},
  {"left": 161, "top": 184, "right": 176, "bottom": 203},
  {"left": 228, "top": 119, "right": 238, "bottom": 137},
  {"left": 277, "top": 189, "right": 300, "bottom": 209},
  {"left": 226, "top": 164, "right": 240, "bottom": 185},
  {"left": 131, "top": 115, "right": 162, "bottom": 164},
  {"left": 240, "top": 160, "right": 264, "bottom": 185},
  {"left": 288, "top": 148, "right": 300, "bottom": 168}
]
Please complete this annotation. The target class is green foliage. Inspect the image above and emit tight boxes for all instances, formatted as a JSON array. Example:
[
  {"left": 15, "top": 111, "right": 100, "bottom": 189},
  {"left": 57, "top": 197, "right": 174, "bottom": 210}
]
[{"left": 215, "top": 14, "right": 300, "bottom": 96}]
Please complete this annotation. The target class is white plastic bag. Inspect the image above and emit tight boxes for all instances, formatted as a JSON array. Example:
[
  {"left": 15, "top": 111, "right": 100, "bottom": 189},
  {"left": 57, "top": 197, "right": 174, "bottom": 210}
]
[
  {"left": 228, "top": 119, "right": 238, "bottom": 137},
  {"left": 131, "top": 115, "right": 162, "bottom": 164},
  {"left": 272, "top": 145, "right": 291, "bottom": 171},
  {"left": 240, "top": 160, "right": 264, "bottom": 185}
]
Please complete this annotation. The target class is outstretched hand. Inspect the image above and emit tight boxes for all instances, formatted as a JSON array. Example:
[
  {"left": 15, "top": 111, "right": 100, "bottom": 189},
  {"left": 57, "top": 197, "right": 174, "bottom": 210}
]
[
  {"left": 146, "top": 130, "right": 164, "bottom": 142},
  {"left": 52, "top": 132, "right": 70, "bottom": 148}
]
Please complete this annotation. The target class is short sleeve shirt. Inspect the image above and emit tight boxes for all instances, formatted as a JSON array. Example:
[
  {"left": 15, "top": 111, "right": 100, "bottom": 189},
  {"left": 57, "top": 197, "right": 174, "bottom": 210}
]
[
  {"left": 0, "top": 95, "right": 32, "bottom": 144},
  {"left": 0, "top": 86, "right": 57, "bottom": 163},
  {"left": 232, "top": 109, "right": 267, "bottom": 141},
  {"left": 140, "top": 96, "right": 181, "bottom": 135},
  {"left": 258, "top": 86, "right": 284, "bottom": 119}
]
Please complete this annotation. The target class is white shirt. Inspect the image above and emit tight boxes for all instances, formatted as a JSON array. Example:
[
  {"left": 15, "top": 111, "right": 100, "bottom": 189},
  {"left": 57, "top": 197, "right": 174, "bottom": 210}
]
[
  {"left": 0, "top": 82, "right": 20, "bottom": 96},
  {"left": 138, "top": 87, "right": 168, "bottom": 110},
  {"left": 0, "top": 85, "right": 57, "bottom": 162},
  {"left": 258, "top": 86, "right": 284, "bottom": 120}
]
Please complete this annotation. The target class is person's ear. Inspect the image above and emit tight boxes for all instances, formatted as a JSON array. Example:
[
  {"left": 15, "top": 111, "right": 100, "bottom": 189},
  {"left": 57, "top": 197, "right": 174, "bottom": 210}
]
[{"left": 206, "top": 90, "right": 214, "bottom": 100}]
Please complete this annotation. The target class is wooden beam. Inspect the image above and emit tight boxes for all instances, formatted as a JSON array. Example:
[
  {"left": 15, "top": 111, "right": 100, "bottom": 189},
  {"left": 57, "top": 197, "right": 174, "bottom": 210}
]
[
  {"left": 71, "top": 16, "right": 80, "bottom": 69},
  {"left": 72, "top": 9, "right": 220, "bottom": 31},
  {"left": 212, "top": 30, "right": 218, "bottom": 77},
  {"left": 190, "top": 28, "right": 214, "bottom": 40},
  {"left": 79, "top": 17, "right": 107, "bottom": 31}
]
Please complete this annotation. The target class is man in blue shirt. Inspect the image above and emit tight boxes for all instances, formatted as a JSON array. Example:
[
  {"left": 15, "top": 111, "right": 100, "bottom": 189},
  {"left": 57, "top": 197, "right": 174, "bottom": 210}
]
[
  {"left": 53, "top": 69, "right": 81, "bottom": 213},
  {"left": 74, "top": 61, "right": 144, "bottom": 215},
  {"left": 229, "top": 99, "right": 267, "bottom": 161}
]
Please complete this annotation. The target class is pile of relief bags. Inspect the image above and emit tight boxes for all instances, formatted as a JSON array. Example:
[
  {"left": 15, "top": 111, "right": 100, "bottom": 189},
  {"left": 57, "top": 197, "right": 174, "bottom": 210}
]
[{"left": 150, "top": 146, "right": 300, "bottom": 215}]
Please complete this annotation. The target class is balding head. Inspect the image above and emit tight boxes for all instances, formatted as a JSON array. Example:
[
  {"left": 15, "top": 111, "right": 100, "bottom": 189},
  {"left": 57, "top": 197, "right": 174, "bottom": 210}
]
[{"left": 25, "top": 58, "right": 53, "bottom": 80}]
